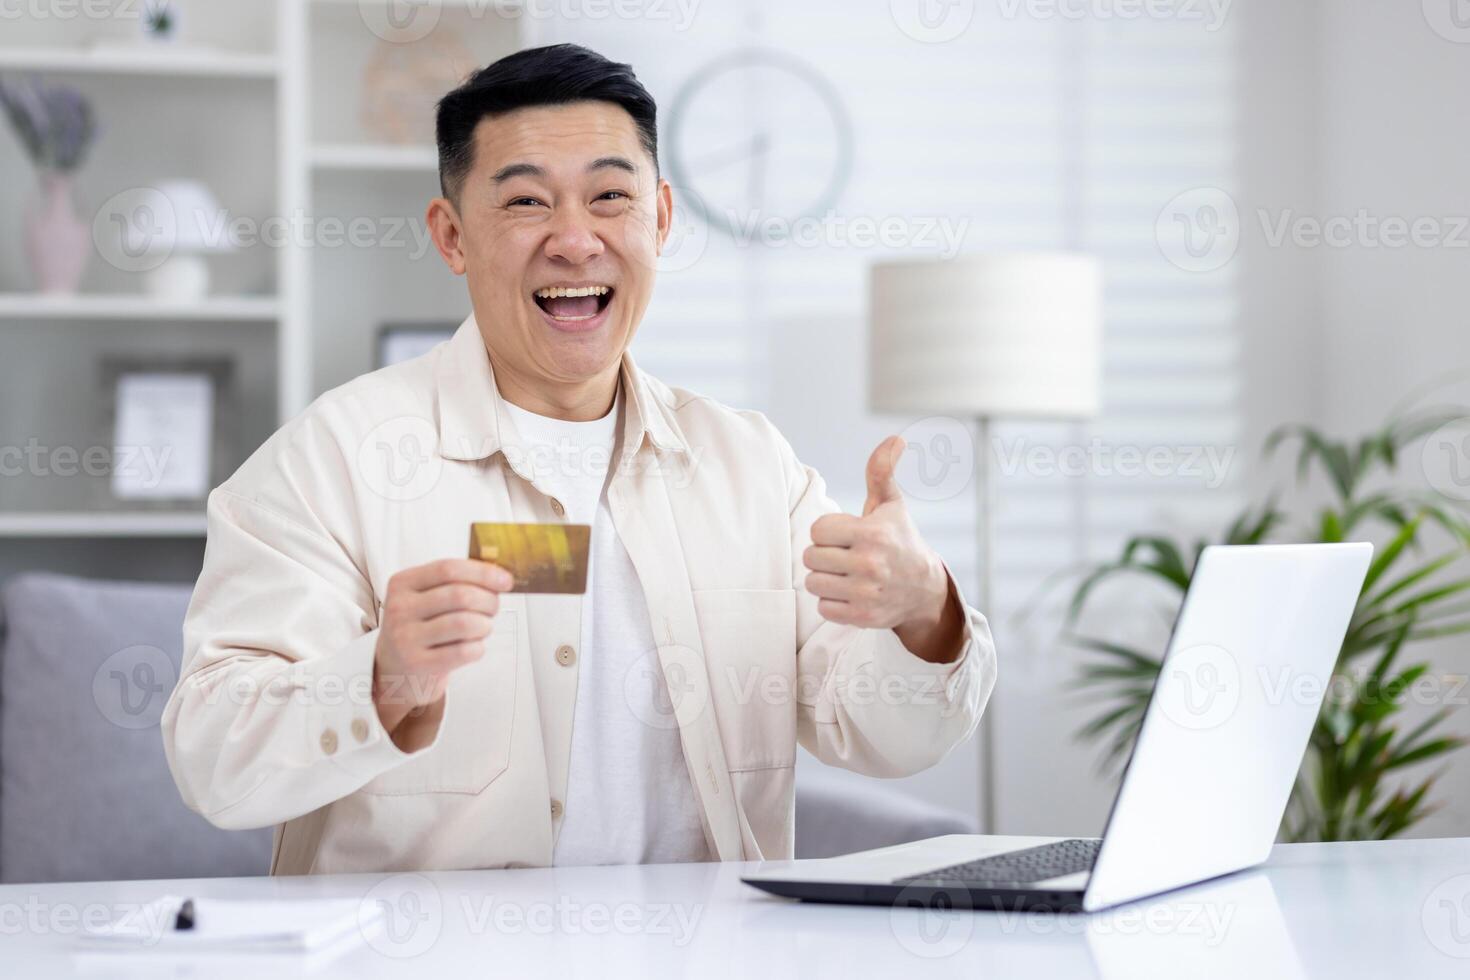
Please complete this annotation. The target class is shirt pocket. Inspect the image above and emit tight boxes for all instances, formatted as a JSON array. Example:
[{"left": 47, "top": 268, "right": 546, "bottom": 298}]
[
  {"left": 692, "top": 588, "right": 798, "bottom": 772},
  {"left": 360, "top": 610, "right": 520, "bottom": 796}
]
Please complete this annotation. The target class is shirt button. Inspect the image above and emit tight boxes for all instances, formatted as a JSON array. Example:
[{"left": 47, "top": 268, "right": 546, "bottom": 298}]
[
  {"left": 351, "top": 718, "right": 370, "bottom": 744},
  {"left": 555, "top": 644, "right": 576, "bottom": 667},
  {"left": 319, "top": 728, "right": 338, "bottom": 756},
  {"left": 550, "top": 798, "right": 564, "bottom": 819},
  {"left": 550, "top": 498, "right": 565, "bottom": 518}
]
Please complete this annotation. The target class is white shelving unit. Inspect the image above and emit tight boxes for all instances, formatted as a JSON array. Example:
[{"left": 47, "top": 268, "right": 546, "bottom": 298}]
[
  {"left": 294, "top": 0, "right": 531, "bottom": 400},
  {"left": 0, "top": 4, "right": 285, "bottom": 540},
  {"left": 308, "top": 142, "right": 438, "bottom": 172},
  {"left": 0, "top": 1, "right": 535, "bottom": 542},
  {"left": 0, "top": 293, "right": 279, "bottom": 323},
  {"left": 0, "top": 45, "right": 279, "bottom": 80},
  {"left": 0, "top": 512, "right": 209, "bottom": 538}
]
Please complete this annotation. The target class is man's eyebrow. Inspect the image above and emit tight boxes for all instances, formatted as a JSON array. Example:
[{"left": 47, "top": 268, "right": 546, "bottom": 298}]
[
  {"left": 588, "top": 156, "right": 638, "bottom": 175},
  {"left": 491, "top": 162, "right": 546, "bottom": 183},
  {"left": 491, "top": 158, "right": 637, "bottom": 182}
]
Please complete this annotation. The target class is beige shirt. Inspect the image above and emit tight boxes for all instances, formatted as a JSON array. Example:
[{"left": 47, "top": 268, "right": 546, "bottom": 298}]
[{"left": 160, "top": 316, "right": 997, "bottom": 875}]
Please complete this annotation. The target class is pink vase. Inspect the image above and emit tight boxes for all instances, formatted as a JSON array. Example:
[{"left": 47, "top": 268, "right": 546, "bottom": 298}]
[{"left": 24, "top": 172, "right": 91, "bottom": 294}]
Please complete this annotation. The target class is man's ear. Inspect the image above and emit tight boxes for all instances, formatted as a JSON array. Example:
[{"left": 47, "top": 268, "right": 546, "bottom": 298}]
[
  {"left": 426, "top": 196, "right": 467, "bottom": 275},
  {"left": 655, "top": 178, "right": 674, "bottom": 255}
]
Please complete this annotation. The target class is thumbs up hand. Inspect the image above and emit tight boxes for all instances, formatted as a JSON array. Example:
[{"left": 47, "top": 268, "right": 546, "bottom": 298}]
[{"left": 804, "top": 436, "right": 966, "bottom": 663}]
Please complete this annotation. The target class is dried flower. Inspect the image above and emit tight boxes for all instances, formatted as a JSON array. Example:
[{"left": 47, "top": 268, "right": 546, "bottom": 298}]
[{"left": 0, "top": 75, "right": 98, "bottom": 174}]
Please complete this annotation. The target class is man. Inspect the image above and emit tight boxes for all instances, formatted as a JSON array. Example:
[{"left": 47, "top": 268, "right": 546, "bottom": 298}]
[{"left": 161, "top": 44, "right": 995, "bottom": 875}]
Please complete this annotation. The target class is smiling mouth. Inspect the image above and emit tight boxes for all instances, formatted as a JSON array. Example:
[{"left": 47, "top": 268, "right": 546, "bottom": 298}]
[{"left": 533, "top": 285, "right": 614, "bottom": 323}]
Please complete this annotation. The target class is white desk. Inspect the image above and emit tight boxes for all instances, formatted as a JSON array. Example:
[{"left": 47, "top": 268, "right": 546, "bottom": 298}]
[{"left": 2, "top": 837, "right": 1468, "bottom": 978}]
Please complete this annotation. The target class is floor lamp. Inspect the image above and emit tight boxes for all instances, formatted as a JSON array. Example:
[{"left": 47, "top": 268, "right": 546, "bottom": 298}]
[{"left": 868, "top": 253, "right": 1103, "bottom": 834}]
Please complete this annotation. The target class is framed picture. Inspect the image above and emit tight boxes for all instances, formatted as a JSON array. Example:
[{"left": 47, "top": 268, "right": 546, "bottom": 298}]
[
  {"left": 99, "top": 355, "right": 237, "bottom": 505},
  {"left": 376, "top": 322, "right": 457, "bottom": 368}
]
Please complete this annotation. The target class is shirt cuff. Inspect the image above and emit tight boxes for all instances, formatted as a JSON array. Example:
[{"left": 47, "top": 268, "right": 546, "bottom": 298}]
[
  {"left": 871, "top": 560, "right": 992, "bottom": 702},
  {"left": 290, "top": 629, "right": 444, "bottom": 784}
]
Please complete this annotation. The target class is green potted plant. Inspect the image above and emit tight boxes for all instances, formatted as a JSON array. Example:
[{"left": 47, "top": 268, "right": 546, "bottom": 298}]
[
  {"left": 1060, "top": 397, "right": 1470, "bottom": 841},
  {"left": 143, "top": 1, "right": 178, "bottom": 44}
]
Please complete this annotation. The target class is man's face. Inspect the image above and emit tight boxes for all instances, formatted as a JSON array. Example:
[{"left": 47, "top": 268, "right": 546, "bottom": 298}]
[{"left": 431, "top": 101, "right": 671, "bottom": 387}]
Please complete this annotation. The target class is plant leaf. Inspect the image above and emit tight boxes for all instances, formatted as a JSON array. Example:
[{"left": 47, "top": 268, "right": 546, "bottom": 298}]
[{"left": 1361, "top": 516, "right": 1424, "bottom": 593}]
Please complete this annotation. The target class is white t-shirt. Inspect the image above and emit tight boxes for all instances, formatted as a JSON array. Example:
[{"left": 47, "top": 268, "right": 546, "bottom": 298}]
[{"left": 502, "top": 394, "right": 710, "bottom": 866}]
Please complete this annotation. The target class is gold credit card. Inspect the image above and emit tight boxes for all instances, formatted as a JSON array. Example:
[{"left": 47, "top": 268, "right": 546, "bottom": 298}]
[{"left": 468, "top": 522, "right": 591, "bottom": 594}]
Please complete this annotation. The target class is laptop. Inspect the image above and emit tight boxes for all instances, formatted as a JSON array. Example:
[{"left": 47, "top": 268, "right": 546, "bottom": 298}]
[{"left": 743, "top": 542, "right": 1373, "bottom": 913}]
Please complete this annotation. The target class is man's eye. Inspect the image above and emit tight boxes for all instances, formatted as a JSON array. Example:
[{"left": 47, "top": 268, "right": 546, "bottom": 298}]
[
  {"left": 508, "top": 197, "right": 544, "bottom": 207},
  {"left": 597, "top": 191, "right": 629, "bottom": 202}
]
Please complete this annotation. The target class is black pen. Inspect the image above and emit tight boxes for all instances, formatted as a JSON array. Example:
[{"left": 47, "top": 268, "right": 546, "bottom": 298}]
[{"left": 174, "top": 898, "right": 195, "bottom": 932}]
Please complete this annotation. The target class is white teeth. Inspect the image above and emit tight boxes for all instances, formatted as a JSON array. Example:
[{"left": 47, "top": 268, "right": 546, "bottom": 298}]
[{"left": 534, "top": 285, "right": 611, "bottom": 299}]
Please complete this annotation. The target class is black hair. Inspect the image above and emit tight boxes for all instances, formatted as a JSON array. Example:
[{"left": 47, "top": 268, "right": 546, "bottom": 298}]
[{"left": 435, "top": 43, "right": 659, "bottom": 201}]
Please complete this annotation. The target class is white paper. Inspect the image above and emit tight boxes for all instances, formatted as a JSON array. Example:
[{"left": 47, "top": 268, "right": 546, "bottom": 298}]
[
  {"left": 111, "top": 372, "right": 213, "bottom": 500},
  {"left": 82, "top": 894, "right": 382, "bottom": 952}
]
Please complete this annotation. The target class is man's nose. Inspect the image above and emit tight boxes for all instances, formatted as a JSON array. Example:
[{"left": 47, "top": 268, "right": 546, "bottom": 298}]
[{"left": 543, "top": 209, "right": 605, "bottom": 265}]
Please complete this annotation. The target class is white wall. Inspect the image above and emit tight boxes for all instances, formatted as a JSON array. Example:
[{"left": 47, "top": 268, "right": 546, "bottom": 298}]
[
  {"left": 1315, "top": 0, "right": 1470, "bottom": 837},
  {"left": 1235, "top": 0, "right": 1324, "bottom": 468},
  {"left": 1319, "top": 2, "right": 1470, "bottom": 419}
]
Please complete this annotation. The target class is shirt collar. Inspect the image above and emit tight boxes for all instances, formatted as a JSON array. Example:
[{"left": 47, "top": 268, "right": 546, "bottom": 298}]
[{"left": 434, "top": 314, "right": 688, "bottom": 466}]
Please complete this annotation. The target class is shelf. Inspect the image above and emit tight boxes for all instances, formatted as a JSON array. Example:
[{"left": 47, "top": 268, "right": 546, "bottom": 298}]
[
  {"left": 310, "top": 143, "right": 439, "bottom": 173},
  {"left": 0, "top": 512, "right": 208, "bottom": 538},
  {"left": 0, "top": 294, "right": 279, "bottom": 323},
  {"left": 0, "top": 45, "right": 278, "bottom": 80},
  {"left": 310, "top": 0, "right": 522, "bottom": 9}
]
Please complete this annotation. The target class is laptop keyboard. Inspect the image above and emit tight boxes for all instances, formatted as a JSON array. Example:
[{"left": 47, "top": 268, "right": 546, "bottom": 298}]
[{"left": 897, "top": 838, "right": 1102, "bottom": 887}]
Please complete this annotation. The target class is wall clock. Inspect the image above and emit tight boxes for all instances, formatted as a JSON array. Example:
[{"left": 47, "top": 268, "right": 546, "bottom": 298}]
[{"left": 665, "top": 49, "right": 854, "bottom": 241}]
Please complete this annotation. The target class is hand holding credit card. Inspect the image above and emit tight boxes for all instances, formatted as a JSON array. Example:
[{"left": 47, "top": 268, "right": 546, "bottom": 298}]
[{"left": 469, "top": 522, "right": 591, "bottom": 594}]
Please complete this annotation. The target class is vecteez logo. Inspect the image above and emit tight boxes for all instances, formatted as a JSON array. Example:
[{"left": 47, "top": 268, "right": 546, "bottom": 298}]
[
  {"left": 895, "top": 417, "right": 975, "bottom": 502},
  {"left": 358, "top": 0, "right": 443, "bottom": 43},
  {"left": 92, "top": 645, "right": 176, "bottom": 730},
  {"left": 1156, "top": 187, "right": 1241, "bottom": 273},
  {"left": 361, "top": 873, "right": 443, "bottom": 958},
  {"left": 1156, "top": 643, "right": 1240, "bottom": 731},
  {"left": 1423, "top": 0, "right": 1470, "bottom": 43},
  {"left": 890, "top": 0, "right": 976, "bottom": 43}
]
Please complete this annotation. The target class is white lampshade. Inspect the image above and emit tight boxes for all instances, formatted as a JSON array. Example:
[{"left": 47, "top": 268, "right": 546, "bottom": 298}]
[
  {"left": 121, "top": 180, "right": 233, "bottom": 303},
  {"left": 122, "top": 180, "right": 233, "bottom": 256},
  {"left": 868, "top": 252, "right": 1103, "bottom": 419}
]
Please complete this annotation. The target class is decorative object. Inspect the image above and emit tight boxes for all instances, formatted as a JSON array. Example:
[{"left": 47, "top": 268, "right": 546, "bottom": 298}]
[
  {"left": 142, "top": 0, "right": 179, "bottom": 44},
  {"left": 0, "top": 75, "right": 98, "bottom": 293},
  {"left": 666, "top": 49, "right": 853, "bottom": 240},
  {"left": 25, "top": 172, "right": 92, "bottom": 294},
  {"left": 124, "top": 180, "right": 233, "bottom": 302},
  {"left": 376, "top": 322, "right": 457, "bottom": 368},
  {"left": 868, "top": 252, "right": 1104, "bottom": 833},
  {"left": 100, "top": 355, "right": 235, "bottom": 505},
  {"left": 1061, "top": 396, "right": 1470, "bottom": 841},
  {"left": 361, "top": 32, "right": 475, "bottom": 145}
]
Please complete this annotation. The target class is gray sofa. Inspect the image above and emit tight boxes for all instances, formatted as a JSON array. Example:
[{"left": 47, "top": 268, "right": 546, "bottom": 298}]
[{"left": 0, "top": 572, "right": 973, "bottom": 884}]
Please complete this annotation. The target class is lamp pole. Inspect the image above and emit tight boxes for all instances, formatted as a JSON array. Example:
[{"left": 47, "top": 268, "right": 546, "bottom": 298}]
[{"left": 975, "top": 414, "right": 997, "bottom": 835}]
